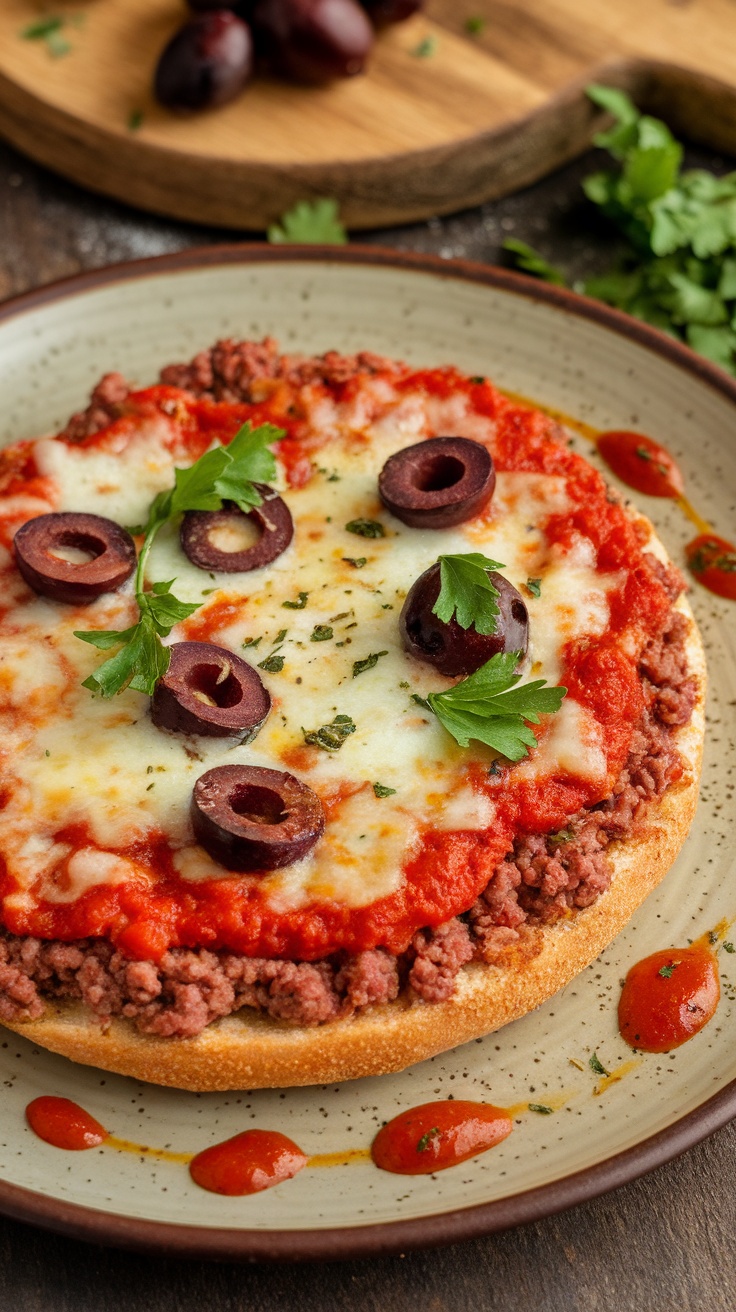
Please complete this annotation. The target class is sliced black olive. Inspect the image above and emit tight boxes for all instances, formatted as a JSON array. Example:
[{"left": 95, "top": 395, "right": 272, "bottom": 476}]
[
  {"left": 400, "top": 562, "right": 528, "bottom": 676},
  {"left": 378, "top": 437, "right": 495, "bottom": 529},
  {"left": 192, "top": 764, "right": 325, "bottom": 870},
  {"left": 180, "top": 485, "right": 293, "bottom": 572},
  {"left": 151, "top": 641, "right": 271, "bottom": 741},
  {"left": 13, "top": 512, "right": 137, "bottom": 605}
]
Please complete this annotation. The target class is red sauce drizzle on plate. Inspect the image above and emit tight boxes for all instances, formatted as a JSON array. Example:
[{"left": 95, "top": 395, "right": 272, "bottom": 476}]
[
  {"left": 685, "top": 534, "right": 736, "bottom": 600},
  {"left": 189, "top": 1129, "right": 308, "bottom": 1195},
  {"left": 371, "top": 1100, "right": 513, "bottom": 1175},
  {"left": 618, "top": 941, "right": 720, "bottom": 1052},
  {"left": 26, "top": 1096, "right": 109, "bottom": 1150},
  {"left": 596, "top": 431, "right": 684, "bottom": 498}
]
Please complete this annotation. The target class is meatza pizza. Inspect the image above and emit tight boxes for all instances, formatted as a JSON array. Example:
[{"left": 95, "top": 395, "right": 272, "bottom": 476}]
[{"left": 0, "top": 340, "right": 704, "bottom": 1090}]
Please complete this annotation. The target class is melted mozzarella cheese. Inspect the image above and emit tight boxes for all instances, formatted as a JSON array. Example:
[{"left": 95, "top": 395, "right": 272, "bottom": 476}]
[{"left": 0, "top": 389, "right": 623, "bottom": 913}]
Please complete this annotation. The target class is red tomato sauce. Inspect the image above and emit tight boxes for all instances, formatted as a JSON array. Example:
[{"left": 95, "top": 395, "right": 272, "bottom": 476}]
[
  {"left": 596, "top": 430, "right": 684, "bottom": 498},
  {"left": 26, "top": 1096, "right": 108, "bottom": 1150},
  {"left": 0, "top": 370, "right": 689, "bottom": 961},
  {"left": 371, "top": 1099, "right": 513, "bottom": 1175},
  {"left": 189, "top": 1129, "right": 307, "bottom": 1196},
  {"left": 618, "top": 941, "right": 720, "bottom": 1052},
  {"left": 685, "top": 534, "right": 736, "bottom": 601}
]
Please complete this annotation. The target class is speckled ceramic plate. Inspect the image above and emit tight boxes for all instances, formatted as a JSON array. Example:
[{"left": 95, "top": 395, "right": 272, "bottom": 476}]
[{"left": 0, "top": 248, "right": 734, "bottom": 1261}]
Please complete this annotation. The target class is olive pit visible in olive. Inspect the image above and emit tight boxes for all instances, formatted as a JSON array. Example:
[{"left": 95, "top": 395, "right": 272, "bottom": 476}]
[
  {"left": 378, "top": 437, "right": 495, "bottom": 529},
  {"left": 180, "top": 485, "right": 293, "bottom": 572},
  {"left": 152, "top": 641, "right": 271, "bottom": 740},
  {"left": 13, "top": 512, "right": 137, "bottom": 605},
  {"left": 400, "top": 562, "right": 529, "bottom": 676},
  {"left": 192, "top": 764, "right": 325, "bottom": 870}
]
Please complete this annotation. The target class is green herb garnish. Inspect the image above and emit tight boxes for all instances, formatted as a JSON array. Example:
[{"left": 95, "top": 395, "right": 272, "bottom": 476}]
[
  {"left": 258, "top": 653, "right": 285, "bottom": 673},
  {"left": 128, "top": 108, "right": 144, "bottom": 132},
  {"left": 21, "top": 15, "right": 72, "bottom": 57},
  {"left": 283, "top": 591, "right": 309, "bottom": 609},
  {"left": 723, "top": 942, "right": 735, "bottom": 953},
  {"left": 526, "top": 578, "right": 542, "bottom": 598},
  {"left": 433, "top": 553, "right": 505, "bottom": 634},
  {"left": 426, "top": 651, "right": 566, "bottom": 761},
  {"left": 502, "top": 238, "right": 566, "bottom": 286},
  {"left": 464, "top": 15, "right": 486, "bottom": 34},
  {"left": 302, "top": 714, "right": 356, "bottom": 751},
  {"left": 345, "top": 519, "right": 385, "bottom": 539},
  {"left": 310, "top": 625, "right": 333, "bottom": 642},
  {"left": 373, "top": 783, "right": 397, "bottom": 798},
  {"left": 268, "top": 199, "right": 347, "bottom": 245},
  {"left": 416, "top": 1126, "right": 441, "bottom": 1151},
  {"left": 548, "top": 828, "right": 574, "bottom": 846},
  {"left": 413, "top": 35, "right": 437, "bottom": 58},
  {"left": 353, "top": 651, "right": 388, "bottom": 678},
  {"left": 411, "top": 693, "right": 431, "bottom": 710},
  {"left": 528, "top": 1103, "right": 553, "bottom": 1115},
  {"left": 504, "top": 85, "right": 736, "bottom": 375},
  {"left": 589, "top": 1052, "right": 610, "bottom": 1077},
  {"left": 74, "top": 422, "right": 282, "bottom": 697},
  {"left": 658, "top": 962, "right": 678, "bottom": 978},
  {"left": 242, "top": 636, "right": 262, "bottom": 649},
  {"left": 343, "top": 556, "right": 367, "bottom": 568}
]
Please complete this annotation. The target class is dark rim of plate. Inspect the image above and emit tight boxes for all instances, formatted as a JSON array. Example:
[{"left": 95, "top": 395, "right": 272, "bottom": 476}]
[{"left": 0, "top": 244, "right": 734, "bottom": 1263}]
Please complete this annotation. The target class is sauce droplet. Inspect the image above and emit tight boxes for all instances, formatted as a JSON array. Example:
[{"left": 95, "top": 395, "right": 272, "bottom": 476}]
[
  {"left": 371, "top": 1100, "right": 513, "bottom": 1175},
  {"left": 26, "top": 1096, "right": 109, "bottom": 1150},
  {"left": 685, "top": 534, "right": 736, "bottom": 600},
  {"left": 597, "top": 431, "right": 684, "bottom": 498},
  {"left": 618, "top": 942, "right": 720, "bottom": 1052},
  {"left": 189, "top": 1129, "right": 307, "bottom": 1196}
]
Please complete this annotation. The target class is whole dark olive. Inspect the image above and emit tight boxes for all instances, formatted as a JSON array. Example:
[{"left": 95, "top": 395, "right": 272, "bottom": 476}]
[
  {"left": 13, "top": 512, "right": 136, "bottom": 606},
  {"left": 251, "top": 0, "right": 374, "bottom": 83},
  {"left": 378, "top": 437, "right": 495, "bottom": 530},
  {"left": 400, "top": 562, "right": 529, "bottom": 677},
  {"left": 358, "top": 0, "right": 422, "bottom": 26},
  {"left": 192, "top": 764, "right": 325, "bottom": 870},
  {"left": 154, "top": 11, "right": 253, "bottom": 112}
]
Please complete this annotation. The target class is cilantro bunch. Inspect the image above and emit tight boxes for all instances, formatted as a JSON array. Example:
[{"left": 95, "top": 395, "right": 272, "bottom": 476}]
[
  {"left": 505, "top": 84, "right": 736, "bottom": 374},
  {"left": 75, "top": 421, "right": 284, "bottom": 698}
]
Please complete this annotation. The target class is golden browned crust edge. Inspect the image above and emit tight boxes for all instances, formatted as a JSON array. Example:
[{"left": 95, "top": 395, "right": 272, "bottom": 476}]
[{"left": 1, "top": 597, "right": 705, "bottom": 1091}]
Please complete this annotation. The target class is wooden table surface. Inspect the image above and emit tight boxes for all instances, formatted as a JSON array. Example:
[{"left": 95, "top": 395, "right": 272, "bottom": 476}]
[{"left": 0, "top": 135, "right": 735, "bottom": 1312}]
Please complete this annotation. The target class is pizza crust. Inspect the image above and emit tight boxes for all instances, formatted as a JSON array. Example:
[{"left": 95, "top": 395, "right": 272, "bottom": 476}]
[{"left": 1, "top": 600, "right": 705, "bottom": 1091}]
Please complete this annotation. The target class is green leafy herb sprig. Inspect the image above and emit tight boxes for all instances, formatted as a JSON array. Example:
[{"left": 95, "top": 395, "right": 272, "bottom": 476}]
[
  {"left": 427, "top": 651, "right": 566, "bottom": 762},
  {"left": 433, "top": 552, "right": 505, "bottom": 634},
  {"left": 268, "top": 199, "right": 347, "bottom": 245},
  {"left": 504, "top": 84, "right": 736, "bottom": 375},
  {"left": 74, "top": 422, "right": 283, "bottom": 698}
]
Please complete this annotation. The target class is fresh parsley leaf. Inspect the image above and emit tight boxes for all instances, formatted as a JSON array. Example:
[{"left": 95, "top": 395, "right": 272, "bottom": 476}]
[
  {"left": 658, "top": 962, "right": 678, "bottom": 978},
  {"left": 503, "top": 238, "right": 566, "bottom": 286},
  {"left": 353, "top": 651, "right": 388, "bottom": 677},
  {"left": 373, "top": 782, "right": 397, "bottom": 798},
  {"left": 433, "top": 553, "right": 505, "bottom": 634},
  {"left": 283, "top": 591, "right": 309, "bottom": 609},
  {"left": 411, "top": 693, "right": 431, "bottom": 710},
  {"left": 345, "top": 519, "right": 385, "bottom": 538},
  {"left": 589, "top": 1052, "right": 609, "bottom": 1077},
  {"left": 268, "top": 198, "right": 347, "bottom": 245},
  {"left": 427, "top": 653, "right": 566, "bottom": 761},
  {"left": 525, "top": 577, "right": 542, "bottom": 598},
  {"left": 528, "top": 1103, "right": 553, "bottom": 1115},
  {"left": 75, "top": 421, "right": 283, "bottom": 697},
  {"left": 302, "top": 714, "right": 356, "bottom": 751}
]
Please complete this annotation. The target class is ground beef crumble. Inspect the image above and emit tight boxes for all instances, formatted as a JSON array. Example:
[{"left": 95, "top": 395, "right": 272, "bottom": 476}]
[{"left": 0, "top": 606, "right": 695, "bottom": 1037}]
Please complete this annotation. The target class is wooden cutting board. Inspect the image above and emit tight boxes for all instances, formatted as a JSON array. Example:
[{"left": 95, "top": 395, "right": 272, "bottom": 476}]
[{"left": 0, "top": 0, "right": 735, "bottom": 231}]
